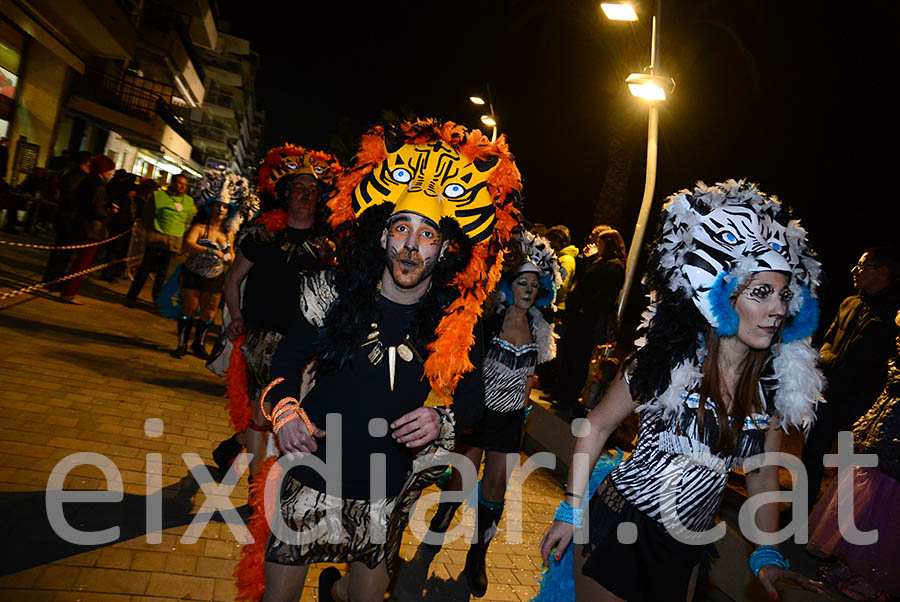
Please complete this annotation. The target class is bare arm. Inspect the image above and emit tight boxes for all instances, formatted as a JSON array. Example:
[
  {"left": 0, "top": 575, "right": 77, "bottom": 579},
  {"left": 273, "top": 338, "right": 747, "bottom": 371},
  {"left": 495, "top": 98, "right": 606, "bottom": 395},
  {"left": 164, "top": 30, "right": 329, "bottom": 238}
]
[
  {"left": 223, "top": 250, "right": 253, "bottom": 339},
  {"left": 540, "top": 370, "right": 636, "bottom": 563},
  {"left": 181, "top": 223, "right": 210, "bottom": 255},
  {"left": 746, "top": 426, "right": 824, "bottom": 598}
]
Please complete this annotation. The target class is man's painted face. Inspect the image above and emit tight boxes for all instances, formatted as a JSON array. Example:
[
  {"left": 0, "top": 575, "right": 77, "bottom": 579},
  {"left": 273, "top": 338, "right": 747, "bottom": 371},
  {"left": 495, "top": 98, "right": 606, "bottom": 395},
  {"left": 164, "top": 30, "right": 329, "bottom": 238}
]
[
  {"left": 511, "top": 272, "right": 540, "bottom": 310},
  {"left": 286, "top": 175, "right": 319, "bottom": 215},
  {"left": 381, "top": 212, "right": 443, "bottom": 289},
  {"left": 732, "top": 271, "right": 790, "bottom": 351}
]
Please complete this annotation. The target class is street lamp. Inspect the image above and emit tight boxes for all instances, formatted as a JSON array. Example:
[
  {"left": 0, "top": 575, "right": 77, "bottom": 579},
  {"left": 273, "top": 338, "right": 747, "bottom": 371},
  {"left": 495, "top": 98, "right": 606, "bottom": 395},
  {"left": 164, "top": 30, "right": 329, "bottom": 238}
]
[
  {"left": 604, "top": 0, "right": 674, "bottom": 329},
  {"left": 469, "top": 86, "right": 498, "bottom": 142}
]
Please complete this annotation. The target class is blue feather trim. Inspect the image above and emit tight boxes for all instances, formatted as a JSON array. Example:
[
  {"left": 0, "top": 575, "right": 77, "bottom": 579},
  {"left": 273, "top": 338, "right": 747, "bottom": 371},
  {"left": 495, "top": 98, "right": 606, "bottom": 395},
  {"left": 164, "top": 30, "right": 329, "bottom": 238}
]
[
  {"left": 708, "top": 272, "right": 740, "bottom": 336},
  {"left": 156, "top": 265, "right": 183, "bottom": 320},
  {"left": 535, "top": 274, "right": 557, "bottom": 308},
  {"left": 529, "top": 450, "right": 625, "bottom": 602},
  {"left": 499, "top": 279, "right": 514, "bottom": 305},
  {"left": 782, "top": 285, "right": 818, "bottom": 342}
]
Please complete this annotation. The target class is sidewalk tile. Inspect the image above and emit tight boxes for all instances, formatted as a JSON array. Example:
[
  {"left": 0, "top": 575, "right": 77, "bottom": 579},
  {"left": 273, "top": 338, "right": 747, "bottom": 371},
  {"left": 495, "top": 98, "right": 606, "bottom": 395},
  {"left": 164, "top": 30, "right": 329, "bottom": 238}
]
[
  {"left": 36, "top": 565, "right": 82, "bottom": 590},
  {"left": 130, "top": 551, "right": 167, "bottom": 573},
  {"left": 75, "top": 567, "right": 151, "bottom": 595},
  {"left": 163, "top": 553, "right": 198, "bottom": 575},
  {"left": 194, "top": 557, "right": 236, "bottom": 580},
  {"left": 212, "top": 578, "right": 237, "bottom": 601},
  {"left": 144, "top": 573, "right": 214, "bottom": 600},
  {"left": 96, "top": 548, "right": 135, "bottom": 570}
]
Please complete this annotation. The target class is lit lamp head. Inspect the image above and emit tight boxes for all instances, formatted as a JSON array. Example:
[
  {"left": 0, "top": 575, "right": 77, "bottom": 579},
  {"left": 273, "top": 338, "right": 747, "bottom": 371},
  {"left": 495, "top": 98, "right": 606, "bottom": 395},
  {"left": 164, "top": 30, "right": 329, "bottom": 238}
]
[
  {"left": 626, "top": 73, "right": 675, "bottom": 101},
  {"left": 601, "top": 2, "right": 638, "bottom": 21}
]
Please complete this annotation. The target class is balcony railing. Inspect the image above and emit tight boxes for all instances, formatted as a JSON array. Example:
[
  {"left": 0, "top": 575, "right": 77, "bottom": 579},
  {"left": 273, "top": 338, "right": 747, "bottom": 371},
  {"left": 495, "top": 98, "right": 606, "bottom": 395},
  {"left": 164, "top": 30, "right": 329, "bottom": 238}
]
[
  {"left": 205, "top": 90, "right": 234, "bottom": 110},
  {"left": 193, "top": 124, "right": 229, "bottom": 143},
  {"left": 74, "top": 69, "right": 193, "bottom": 144},
  {"left": 200, "top": 49, "right": 244, "bottom": 77}
]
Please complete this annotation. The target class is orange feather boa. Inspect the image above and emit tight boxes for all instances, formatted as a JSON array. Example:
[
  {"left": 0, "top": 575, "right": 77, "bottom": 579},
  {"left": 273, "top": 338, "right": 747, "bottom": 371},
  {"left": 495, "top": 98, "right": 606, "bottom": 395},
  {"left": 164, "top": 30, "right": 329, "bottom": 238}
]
[
  {"left": 233, "top": 456, "right": 279, "bottom": 601},
  {"left": 224, "top": 333, "right": 251, "bottom": 431}
]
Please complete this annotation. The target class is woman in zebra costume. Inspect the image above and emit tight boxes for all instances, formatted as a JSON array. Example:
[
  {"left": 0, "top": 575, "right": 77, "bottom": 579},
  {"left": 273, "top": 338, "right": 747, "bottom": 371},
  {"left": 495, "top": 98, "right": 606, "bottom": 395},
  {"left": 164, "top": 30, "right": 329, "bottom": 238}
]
[
  {"left": 539, "top": 180, "right": 826, "bottom": 601},
  {"left": 429, "top": 230, "right": 559, "bottom": 597}
]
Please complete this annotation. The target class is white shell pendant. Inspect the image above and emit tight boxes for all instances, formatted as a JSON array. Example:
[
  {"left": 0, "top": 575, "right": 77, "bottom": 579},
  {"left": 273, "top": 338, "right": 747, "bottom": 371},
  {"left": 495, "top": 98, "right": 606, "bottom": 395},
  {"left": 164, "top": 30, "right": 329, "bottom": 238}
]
[
  {"left": 388, "top": 346, "right": 397, "bottom": 391},
  {"left": 397, "top": 343, "right": 414, "bottom": 362}
]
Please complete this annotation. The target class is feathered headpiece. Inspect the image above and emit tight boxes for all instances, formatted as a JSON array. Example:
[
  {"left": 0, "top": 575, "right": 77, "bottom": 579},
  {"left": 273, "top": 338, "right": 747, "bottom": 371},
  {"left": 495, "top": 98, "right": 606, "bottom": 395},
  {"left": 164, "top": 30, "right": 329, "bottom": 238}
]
[
  {"left": 255, "top": 144, "right": 342, "bottom": 198},
  {"left": 498, "top": 229, "right": 563, "bottom": 309},
  {"left": 196, "top": 167, "right": 250, "bottom": 232},
  {"left": 326, "top": 119, "right": 522, "bottom": 400},
  {"left": 632, "top": 179, "right": 824, "bottom": 432}
]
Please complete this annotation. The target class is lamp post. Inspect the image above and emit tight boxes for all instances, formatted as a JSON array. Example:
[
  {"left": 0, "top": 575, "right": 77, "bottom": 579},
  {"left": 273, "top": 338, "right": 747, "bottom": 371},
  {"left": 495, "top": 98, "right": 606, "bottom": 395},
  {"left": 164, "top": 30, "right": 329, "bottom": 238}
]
[
  {"left": 602, "top": 1, "right": 674, "bottom": 328},
  {"left": 469, "top": 84, "right": 498, "bottom": 142}
]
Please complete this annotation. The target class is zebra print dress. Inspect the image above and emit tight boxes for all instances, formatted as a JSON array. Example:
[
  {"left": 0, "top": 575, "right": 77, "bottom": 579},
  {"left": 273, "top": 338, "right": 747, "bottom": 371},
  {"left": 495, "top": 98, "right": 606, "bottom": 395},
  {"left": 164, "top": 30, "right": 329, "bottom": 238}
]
[
  {"left": 609, "top": 391, "right": 771, "bottom": 534},
  {"left": 483, "top": 337, "right": 539, "bottom": 413}
]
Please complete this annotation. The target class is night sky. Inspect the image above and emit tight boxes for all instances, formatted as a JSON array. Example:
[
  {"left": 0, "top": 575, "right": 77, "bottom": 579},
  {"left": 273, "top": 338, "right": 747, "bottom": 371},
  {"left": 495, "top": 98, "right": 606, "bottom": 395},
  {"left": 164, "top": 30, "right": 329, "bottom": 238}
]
[{"left": 222, "top": 0, "right": 899, "bottom": 330}]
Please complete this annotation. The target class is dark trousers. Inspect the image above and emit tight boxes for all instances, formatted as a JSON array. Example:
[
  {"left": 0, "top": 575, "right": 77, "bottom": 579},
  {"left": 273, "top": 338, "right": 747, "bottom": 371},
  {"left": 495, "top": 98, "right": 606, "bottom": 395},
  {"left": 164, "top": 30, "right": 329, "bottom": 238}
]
[
  {"left": 100, "top": 231, "right": 132, "bottom": 281},
  {"left": 126, "top": 244, "right": 173, "bottom": 302},
  {"left": 42, "top": 223, "right": 77, "bottom": 285},
  {"left": 801, "top": 399, "right": 863, "bottom": 512}
]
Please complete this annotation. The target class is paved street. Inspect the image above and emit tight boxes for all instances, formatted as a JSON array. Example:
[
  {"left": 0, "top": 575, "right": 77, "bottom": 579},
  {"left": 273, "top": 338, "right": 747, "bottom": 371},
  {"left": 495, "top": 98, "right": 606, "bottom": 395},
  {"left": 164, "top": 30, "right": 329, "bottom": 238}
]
[{"left": 0, "top": 234, "right": 561, "bottom": 602}]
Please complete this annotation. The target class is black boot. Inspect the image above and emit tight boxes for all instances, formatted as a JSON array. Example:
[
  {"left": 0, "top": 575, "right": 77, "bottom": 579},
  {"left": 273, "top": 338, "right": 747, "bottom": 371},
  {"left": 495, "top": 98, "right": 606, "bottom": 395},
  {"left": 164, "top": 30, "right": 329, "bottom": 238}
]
[
  {"left": 212, "top": 434, "right": 242, "bottom": 479},
  {"left": 172, "top": 316, "right": 193, "bottom": 358},
  {"left": 429, "top": 501, "right": 462, "bottom": 534},
  {"left": 191, "top": 319, "right": 213, "bottom": 359},
  {"left": 464, "top": 500, "right": 504, "bottom": 598}
]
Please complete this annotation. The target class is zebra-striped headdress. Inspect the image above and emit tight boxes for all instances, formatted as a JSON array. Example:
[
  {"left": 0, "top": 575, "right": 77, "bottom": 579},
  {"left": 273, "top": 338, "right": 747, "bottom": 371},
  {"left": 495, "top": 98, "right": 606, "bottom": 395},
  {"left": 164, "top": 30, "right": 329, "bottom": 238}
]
[
  {"left": 634, "top": 179, "right": 824, "bottom": 432},
  {"left": 656, "top": 179, "right": 820, "bottom": 339}
]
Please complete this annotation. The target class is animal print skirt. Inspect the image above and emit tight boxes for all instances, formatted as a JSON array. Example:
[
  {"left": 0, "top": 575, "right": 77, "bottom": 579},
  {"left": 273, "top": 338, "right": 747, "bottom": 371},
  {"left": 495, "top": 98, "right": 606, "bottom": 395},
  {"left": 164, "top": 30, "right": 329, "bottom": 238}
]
[
  {"left": 241, "top": 328, "right": 284, "bottom": 403},
  {"left": 264, "top": 407, "right": 458, "bottom": 576},
  {"left": 265, "top": 475, "right": 398, "bottom": 570}
]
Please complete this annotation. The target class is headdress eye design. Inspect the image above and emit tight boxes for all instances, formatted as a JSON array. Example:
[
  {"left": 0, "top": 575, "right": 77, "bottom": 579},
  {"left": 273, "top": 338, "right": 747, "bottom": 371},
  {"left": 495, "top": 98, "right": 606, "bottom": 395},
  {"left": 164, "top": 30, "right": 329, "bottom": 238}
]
[
  {"left": 286, "top": 162, "right": 297, "bottom": 170},
  {"left": 391, "top": 168, "right": 412, "bottom": 183},
  {"left": 443, "top": 183, "right": 466, "bottom": 199},
  {"left": 314, "top": 167, "right": 324, "bottom": 174},
  {"left": 769, "top": 241, "right": 782, "bottom": 252},
  {"left": 716, "top": 231, "right": 740, "bottom": 246}
]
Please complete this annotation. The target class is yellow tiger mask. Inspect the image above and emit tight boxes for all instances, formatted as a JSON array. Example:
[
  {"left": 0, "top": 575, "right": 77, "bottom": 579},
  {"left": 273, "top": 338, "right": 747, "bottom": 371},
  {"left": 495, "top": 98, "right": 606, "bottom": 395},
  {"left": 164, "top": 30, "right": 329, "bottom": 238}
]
[{"left": 351, "top": 140, "right": 500, "bottom": 243}]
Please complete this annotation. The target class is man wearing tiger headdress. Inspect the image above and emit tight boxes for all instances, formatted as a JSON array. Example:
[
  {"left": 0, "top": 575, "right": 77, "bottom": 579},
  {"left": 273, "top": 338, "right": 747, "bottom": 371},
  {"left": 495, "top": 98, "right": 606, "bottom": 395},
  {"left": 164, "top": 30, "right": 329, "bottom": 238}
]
[
  {"left": 233, "top": 120, "right": 522, "bottom": 602},
  {"left": 212, "top": 144, "right": 342, "bottom": 479}
]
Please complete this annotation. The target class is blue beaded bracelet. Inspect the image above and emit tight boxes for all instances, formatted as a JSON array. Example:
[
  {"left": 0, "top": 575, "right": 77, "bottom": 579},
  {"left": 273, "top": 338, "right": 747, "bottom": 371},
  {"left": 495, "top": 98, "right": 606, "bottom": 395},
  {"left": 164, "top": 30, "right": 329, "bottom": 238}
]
[
  {"left": 553, "top": 501, "right": 584, "bottom": 528},
  {"left": 749, "top": 545, "right": 789, "bottom": 577}
]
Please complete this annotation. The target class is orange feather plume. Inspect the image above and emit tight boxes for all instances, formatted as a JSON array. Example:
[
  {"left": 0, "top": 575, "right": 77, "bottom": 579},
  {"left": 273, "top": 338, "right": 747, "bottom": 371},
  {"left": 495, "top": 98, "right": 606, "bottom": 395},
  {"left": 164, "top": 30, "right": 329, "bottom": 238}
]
[
  {"left": 224, "top": 333, "right": 252, "bottom": 431},
  {"left": 233, "top": 456, "right": 279, "bottom": 601}
]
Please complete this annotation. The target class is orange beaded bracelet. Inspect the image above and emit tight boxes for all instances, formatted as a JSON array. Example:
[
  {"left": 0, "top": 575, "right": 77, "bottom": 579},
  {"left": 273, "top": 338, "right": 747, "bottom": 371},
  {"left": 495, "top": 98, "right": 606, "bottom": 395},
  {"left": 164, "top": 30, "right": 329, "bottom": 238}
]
[{"left": 259, "top": 377, "right": 316, "bottom": 436}]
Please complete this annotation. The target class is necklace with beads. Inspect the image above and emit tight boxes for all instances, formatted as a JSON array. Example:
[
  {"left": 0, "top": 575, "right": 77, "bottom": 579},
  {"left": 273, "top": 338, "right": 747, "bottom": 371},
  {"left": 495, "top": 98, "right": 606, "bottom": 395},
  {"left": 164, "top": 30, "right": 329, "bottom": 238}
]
[{"left": 361, "top": 324, "right": 423, "bottom": 391}]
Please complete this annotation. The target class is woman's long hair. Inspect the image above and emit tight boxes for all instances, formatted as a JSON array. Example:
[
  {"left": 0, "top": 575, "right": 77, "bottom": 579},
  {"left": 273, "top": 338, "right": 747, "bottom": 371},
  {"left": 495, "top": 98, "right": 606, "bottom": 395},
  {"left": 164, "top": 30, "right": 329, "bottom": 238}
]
[
  {"left": 696, "top": 327, "right": 769, "bottom": 454},
  {"left": 592, "top": 225, "right": 626, "bottom": 263}
]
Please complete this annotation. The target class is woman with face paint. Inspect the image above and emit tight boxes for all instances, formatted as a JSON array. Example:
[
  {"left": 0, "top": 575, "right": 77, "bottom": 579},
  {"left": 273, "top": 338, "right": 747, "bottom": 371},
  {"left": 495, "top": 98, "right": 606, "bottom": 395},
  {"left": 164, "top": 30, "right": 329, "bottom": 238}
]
[
  {"left": 429, "top": 230, "right": 559, "bottom": 597},
  {"left": 536, "top": 180, "right": 827, "bottom": 602},
  {"left": 174, "top": 196, "right": 237, "bottom": 359}
]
